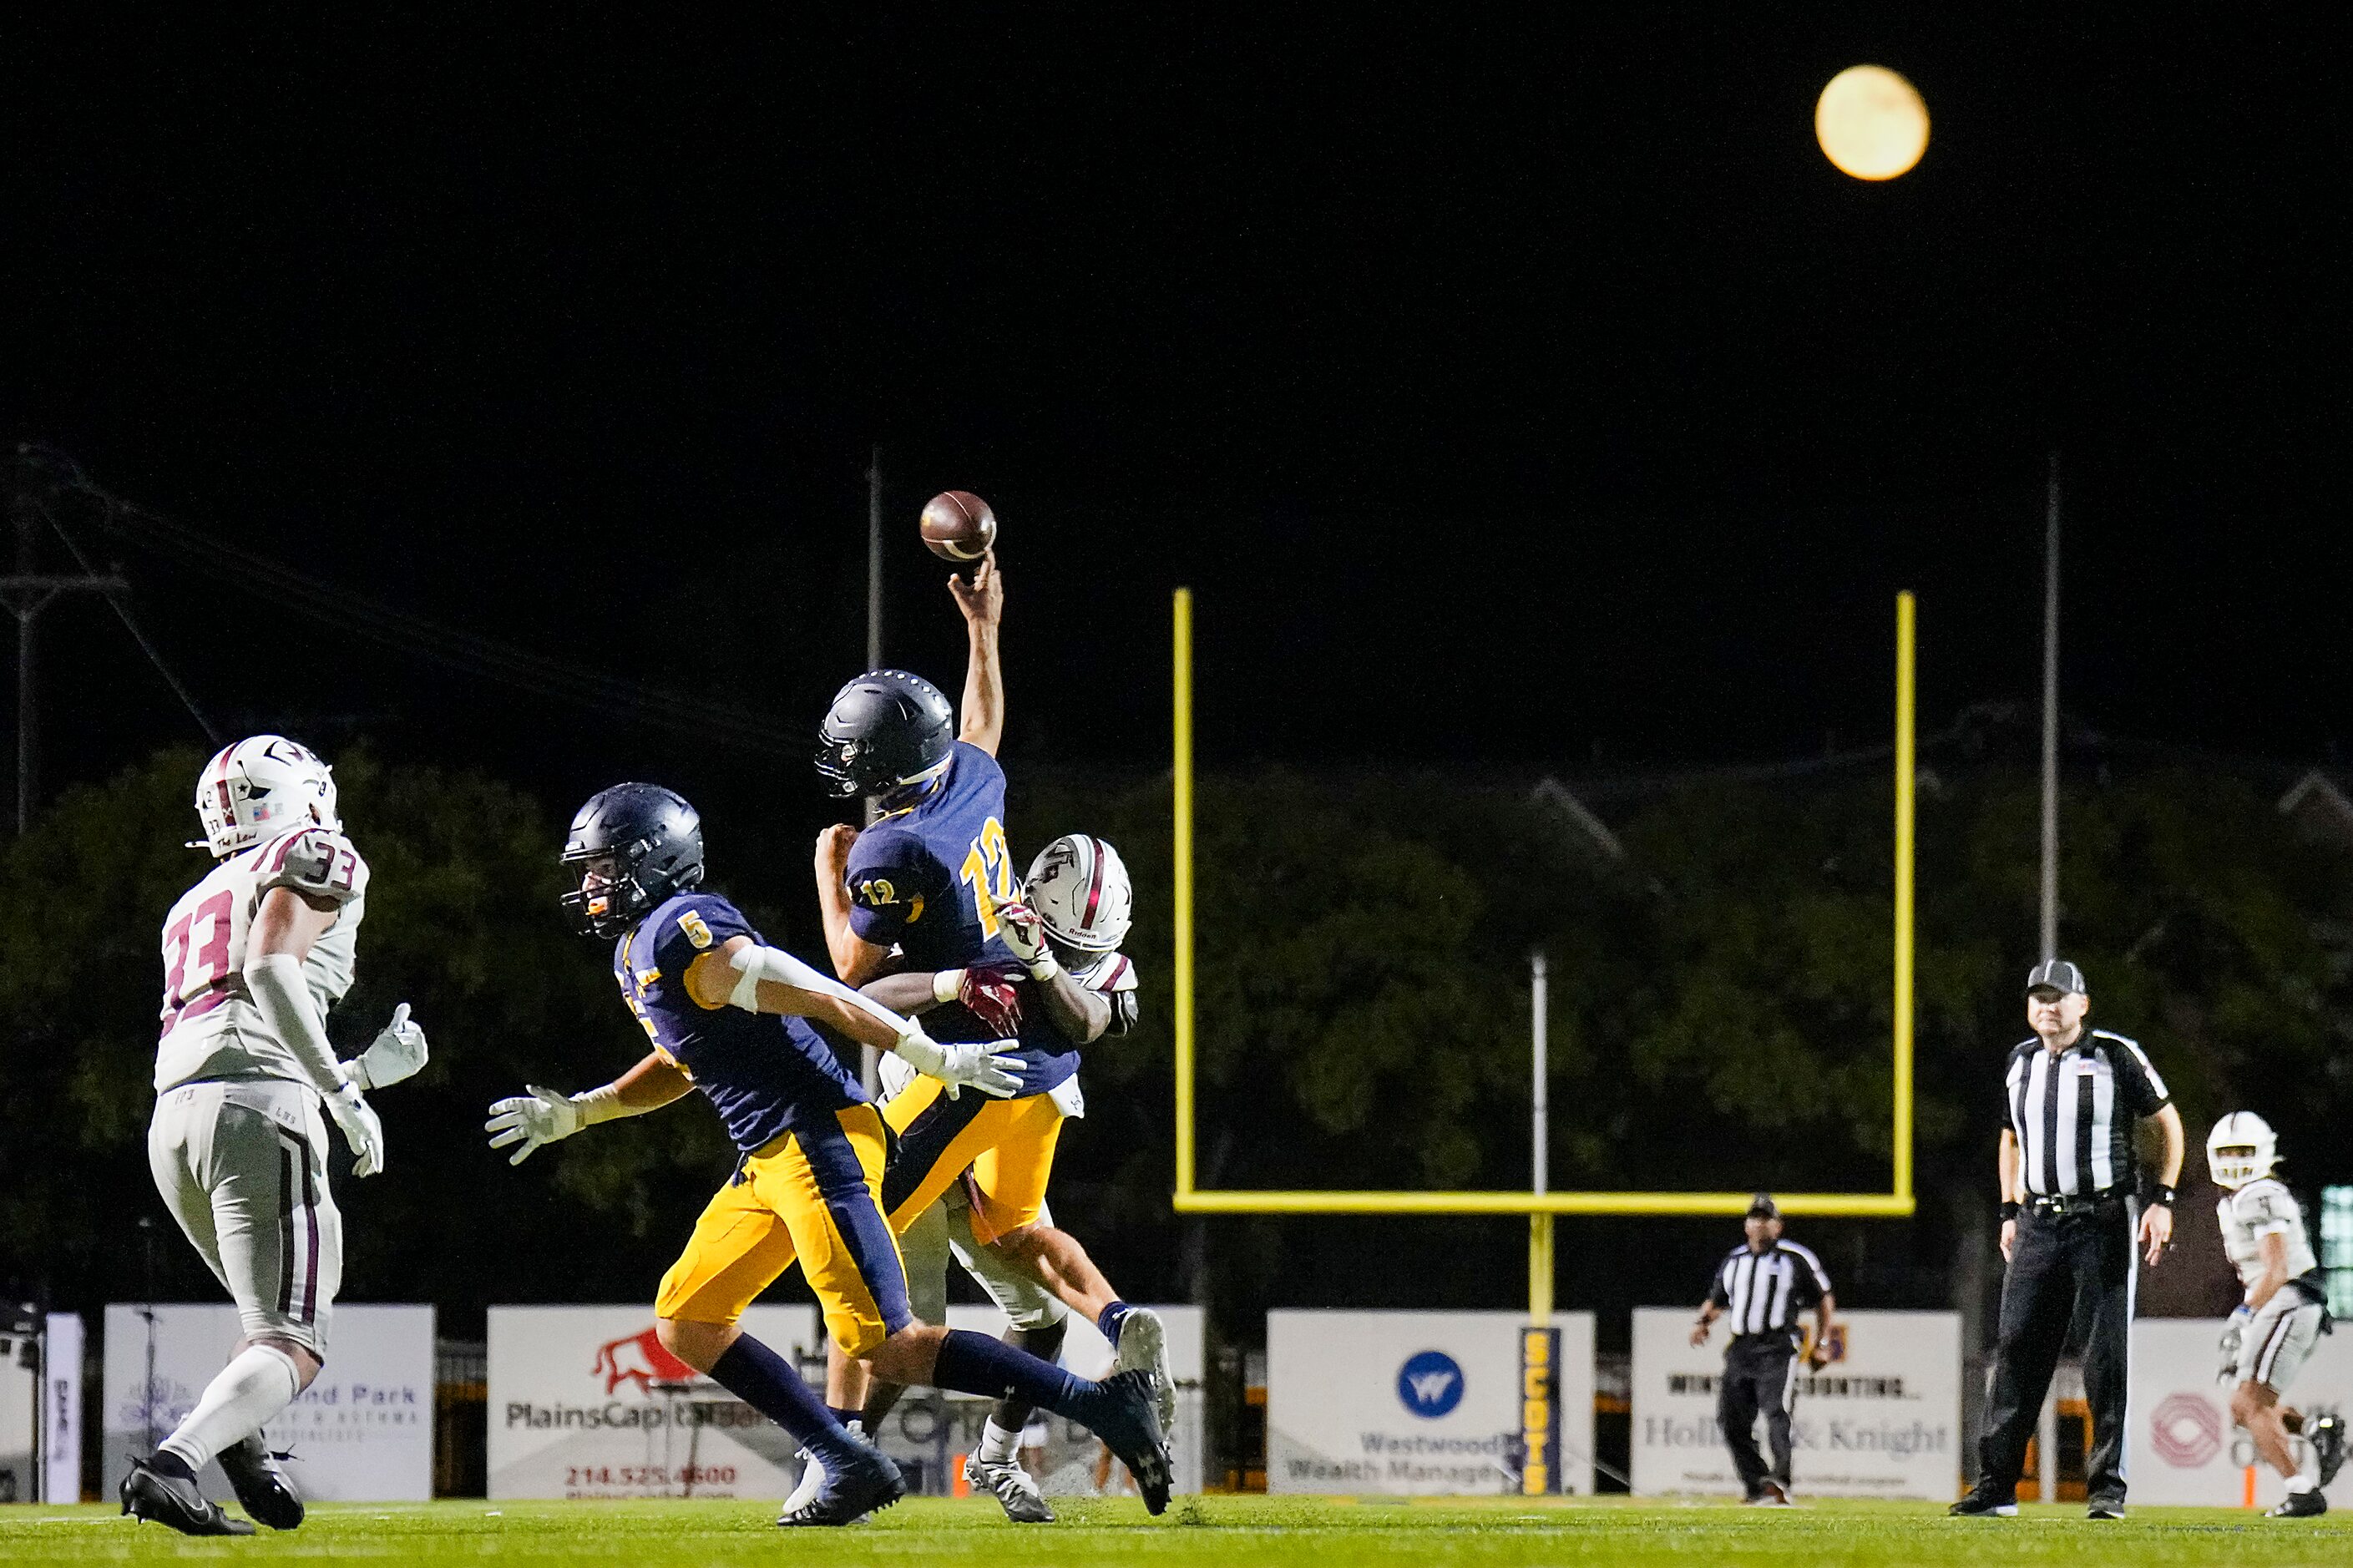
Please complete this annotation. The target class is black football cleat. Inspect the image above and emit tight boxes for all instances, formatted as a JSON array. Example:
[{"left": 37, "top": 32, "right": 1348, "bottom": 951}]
[
  {"left": 1947, "top": 1485, "right": 2017, "bottom": 1517},
  {"left": 2267, "top": 1488, "right": 2327, "bottom": 1518},
  {"left": 218, "top": 1435, "right": 305, "bottom": 1530},
  {"left": 777, "top": 1442, "right": 903, "bottom": 1527},
  {"left": 2310, "top": 1413, "right": 2345, "bottom": 1488},
  {"left": 120, "top": 1457, "right": 256, "bottom": 1536},
  {"left": 2085, "top": 1497, "right": 2127, "bottom": 1520},
  {"left": 1090, "top": 1368, "right": 1172, "bottom": 1516}
]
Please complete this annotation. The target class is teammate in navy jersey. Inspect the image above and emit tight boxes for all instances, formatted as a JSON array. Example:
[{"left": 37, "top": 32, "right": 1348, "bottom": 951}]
[{"left": 486, "top": 781, "right": 1172, "bottom": 1525}]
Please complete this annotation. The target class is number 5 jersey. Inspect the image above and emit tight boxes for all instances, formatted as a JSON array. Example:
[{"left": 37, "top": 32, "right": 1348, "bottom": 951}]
[{"left": 154, "top": 825, "right": 370, "bottom": 1092}]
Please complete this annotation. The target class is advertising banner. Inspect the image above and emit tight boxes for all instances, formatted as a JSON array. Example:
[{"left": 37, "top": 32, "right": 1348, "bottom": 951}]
[
  {"left": 47, "top": 1313, "right": 84, "bottom": 1503},
  {"left": 488, "top": 1304, "right": 823, "bottom": 1500},
  {"left": 2129, "top": 1314, "right": 2351, "bottom": 1509},
  {"left": 102, "top": 1303, "right": 434, "bottom": 1502},
  {"left": 1630, "top": 1308, "right": 1960, "bottom": 1500},
  {"left": 1268, "top": 1310, "right": 1596, "bottom": 1495}
]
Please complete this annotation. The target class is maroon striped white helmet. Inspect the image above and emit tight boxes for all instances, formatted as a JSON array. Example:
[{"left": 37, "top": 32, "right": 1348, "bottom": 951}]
[
  {"left": 190, "top": 735, "right": 339, "bottom": 857},
  {"left": 1024, "top": 834, "right": 1131, "bottom": 954}
]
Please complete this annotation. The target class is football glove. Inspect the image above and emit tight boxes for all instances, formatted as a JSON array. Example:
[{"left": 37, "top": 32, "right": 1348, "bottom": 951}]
[
  {"left": 892, "top": 1026, "right": 1024, "bottom": 1100},
  {"left": 325, "top": 1082, "right": 386, "bottom": 1178},
  {"left": 2217, "top": 1305, "right": 2253, "bottom": 1385},
  {"left": 486, "top": 1085, "right": 587, "bottom": 1166},
  {"left": 988, "top": 888, "right": 1060, "bottom": 980},
  {"left": 347, "top": 1003, "right": 428, "bottom": 1092}
]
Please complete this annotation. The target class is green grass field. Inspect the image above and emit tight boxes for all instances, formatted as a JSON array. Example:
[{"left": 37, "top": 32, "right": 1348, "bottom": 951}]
[{"left": 4, "top": 1495, "right": 2350, "bottom": 1567}]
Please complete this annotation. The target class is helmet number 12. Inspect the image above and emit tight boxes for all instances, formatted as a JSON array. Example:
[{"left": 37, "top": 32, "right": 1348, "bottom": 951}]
[{"left": 959, "top": 817, "right": 1015, "bottom": 938}]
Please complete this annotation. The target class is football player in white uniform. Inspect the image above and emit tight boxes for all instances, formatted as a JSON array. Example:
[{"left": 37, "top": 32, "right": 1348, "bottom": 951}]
[
  {"left": 2207, "top": 1111, "right": 2345, "bottom": 1518},
  {"left": 789, "top": 834, "right": 1164, "bottom": 1524},
  {"left": 121, "top": 737, "right": 429, "bottom": 1536}
]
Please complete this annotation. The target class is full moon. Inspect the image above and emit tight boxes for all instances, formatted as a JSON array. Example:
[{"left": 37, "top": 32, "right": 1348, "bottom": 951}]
[{"left": 1814, "top": 65, "right": 1929, "bottom": 181}]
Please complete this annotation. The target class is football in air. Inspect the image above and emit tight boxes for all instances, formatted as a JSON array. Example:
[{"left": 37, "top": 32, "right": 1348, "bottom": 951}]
[{"left": 920, "top": 489, "right": 998, "bottom": 562}]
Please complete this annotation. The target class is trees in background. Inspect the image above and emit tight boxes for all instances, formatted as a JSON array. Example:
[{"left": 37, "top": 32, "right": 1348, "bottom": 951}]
[{"left": 3, "top": 746, "right": 2345, "bottom": 1328}]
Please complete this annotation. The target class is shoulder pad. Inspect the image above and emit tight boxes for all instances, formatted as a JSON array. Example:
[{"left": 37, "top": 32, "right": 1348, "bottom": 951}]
[
  {"left": 650, "top": 893, "right": 751, "bottom": 961},
  {"left": 1077, "top": 952, "right": 1140, "bottom": 993},
  {"left": 255, "top": 827, "right": 367, "bottom": 904}
]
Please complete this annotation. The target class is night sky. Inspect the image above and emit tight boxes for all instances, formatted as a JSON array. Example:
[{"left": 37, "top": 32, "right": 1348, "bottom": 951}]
[{"left": 5, "top": 13, "right": 2346, "bottom": 823}]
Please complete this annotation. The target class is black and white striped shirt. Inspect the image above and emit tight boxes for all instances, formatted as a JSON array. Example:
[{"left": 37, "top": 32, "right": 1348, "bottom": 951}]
[
  {"left": 2002, "top": 1029, "right": 2170, "bottom": 1197},
  {"left": 1707, "top": 1241, "right": 1832, "bottom": 1343}
]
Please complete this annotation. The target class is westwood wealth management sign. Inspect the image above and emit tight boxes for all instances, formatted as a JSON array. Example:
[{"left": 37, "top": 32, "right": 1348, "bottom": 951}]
[
  {"left": 1630, "top": 1308, "right": 1960, "bottom": 1500},
  {"left": 1268, "top": 1310, "right": 1596, "bottom": 1495},
  {"left": 488, "top": 1304, "right": 823, "bottom": 1500}
]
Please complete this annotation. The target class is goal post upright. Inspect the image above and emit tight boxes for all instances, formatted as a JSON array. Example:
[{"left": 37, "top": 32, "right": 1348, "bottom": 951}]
[{"left": 1168, "top": 588, "right": 1915, "bottom": 1222}]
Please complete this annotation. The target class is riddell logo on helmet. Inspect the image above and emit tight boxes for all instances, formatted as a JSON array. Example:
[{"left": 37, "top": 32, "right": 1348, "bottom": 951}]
[{"left": 592, "top": 1327, "right": 701, "bottom": 1396}]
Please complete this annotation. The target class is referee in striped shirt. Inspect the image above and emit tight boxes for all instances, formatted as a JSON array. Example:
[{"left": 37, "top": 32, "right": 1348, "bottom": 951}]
[
  {"left": 1952, "top": 959, "right": 2185, "bottom": 1520},
  {"left": 1691, "top": 1193, "right": 1836, "bottom": 1505}
]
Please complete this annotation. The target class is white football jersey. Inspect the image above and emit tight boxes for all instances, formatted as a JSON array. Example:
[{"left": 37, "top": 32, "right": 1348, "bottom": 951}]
[
  {"left": 2216, "top": 1176, "right": 2318, "bottom": 1288},
  {"left": 154, "top": 825, "right": 370, "bottom": 1093}
]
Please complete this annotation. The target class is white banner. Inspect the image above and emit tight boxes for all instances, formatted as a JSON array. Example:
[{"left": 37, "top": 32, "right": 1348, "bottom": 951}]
[
  {"left": 1268, "top": 1310, "right": 1596, "bottom": 1495},
  {"left": 2130, "top": 1314, "right": 2352, "bottom": 1509},
  {"left": 1631, "top": 1308, "right": 1960, "bottom": 1500},
  {"left": 0, "top": 1319, "right": 29, "bottom": 1503},
  {"left": 102, "top": 1303, "right": 434, "bottom": 1502},
  {"left": 488, "top": 1304, "right": 822, "bottom": 1500},
  {"left": 46, "top": 1313, "right": 83, "bottom": 1504}
]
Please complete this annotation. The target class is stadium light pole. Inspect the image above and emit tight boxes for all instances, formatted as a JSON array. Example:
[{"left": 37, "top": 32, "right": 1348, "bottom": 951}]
[{"left": 2039, "top": 453, "right": 2061, "bottom": 961}]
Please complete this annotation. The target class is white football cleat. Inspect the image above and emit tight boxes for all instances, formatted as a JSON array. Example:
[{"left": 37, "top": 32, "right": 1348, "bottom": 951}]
[
  {"left": 963, "top": 1451, "right": 1054, "bottom": 1522},
  {"left": 1112, "top": 1307, "right": 1176, "bottom": 1434}
]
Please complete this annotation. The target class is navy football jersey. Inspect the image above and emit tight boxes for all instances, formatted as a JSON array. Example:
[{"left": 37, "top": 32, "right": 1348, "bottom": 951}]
[
  {"left": 843, "top": 741, "right": 1075, "bottom": 1094},
  {"left": 614, "top": 891, "right": 866, "bottom": 1155}
]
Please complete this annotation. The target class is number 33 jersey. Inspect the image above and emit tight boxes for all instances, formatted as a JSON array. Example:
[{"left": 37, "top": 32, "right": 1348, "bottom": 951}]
[{"left": 154, "top": 826, "right": 370, "bottom": 1093}]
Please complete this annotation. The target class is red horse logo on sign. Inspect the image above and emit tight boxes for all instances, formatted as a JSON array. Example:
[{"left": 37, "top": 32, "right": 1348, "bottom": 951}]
[
  {"left": 2149, "top": 1392, "right": 2224, "bottom": 1468},
  {"left": 593, "top": 1326, "right": 700, "bottom": 1396}
]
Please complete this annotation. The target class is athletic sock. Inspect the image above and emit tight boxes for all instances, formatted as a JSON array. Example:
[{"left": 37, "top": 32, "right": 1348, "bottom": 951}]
[
  {"left": 933, "top": 1328, "right": 1090, "bottom": 1421},
  {"left": 978, "top": 1416, "right": 1024, "bottom": 1465},
  {"left": 2287, "top": 1474, "right": 2317, "bottom": 1493},
  {"left": 1097, "top": 1300, "right": 1132, "bottom": 1344},
  {"left": 828, "top": 1406, "right": 862, "bottom": 1431},
  {"left": 159, "top": 1345, "right": 302, "bottom": 1474},
  {"left": 710, "top": 1335, "right": 859, "bottom": 1467}
]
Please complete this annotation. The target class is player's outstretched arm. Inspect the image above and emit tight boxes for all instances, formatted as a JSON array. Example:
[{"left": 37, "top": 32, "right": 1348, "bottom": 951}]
[
  {"left": 949, "top": 548, "right": 1004, "bottom": 755},
  {"left": 687, "top": 936, "right": 1021, "bottom": 1098},
  {"left": 246, "top": 886, "right": 387, "bottom": 1176},
  {"left": 485, "top": 1052, "right": 689, "bottom": 1165},
  {"left": 988, "top": 887, "right": 1112, "bottom": 1044}
]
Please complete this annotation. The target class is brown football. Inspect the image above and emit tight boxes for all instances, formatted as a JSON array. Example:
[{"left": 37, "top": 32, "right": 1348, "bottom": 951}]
[{"left": 919, "top": 490, "right": 998, "bottom": 562}]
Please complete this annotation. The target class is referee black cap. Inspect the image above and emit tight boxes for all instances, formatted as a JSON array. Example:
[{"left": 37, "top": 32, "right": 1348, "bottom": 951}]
[
  {"left": 2026, "top": 959, "right": 2088, "bottom": 997},
  {"left": 1747, "top": 1191, "right": 1779, "bottom": 1218}
]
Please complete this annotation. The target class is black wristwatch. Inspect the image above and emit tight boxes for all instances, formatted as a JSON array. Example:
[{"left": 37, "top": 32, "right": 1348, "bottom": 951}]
[
  {"left": 1999, "top": 1201, "right": 2021, "bottom": 1222},
  {"left": 2151, "top": 1185, "right": 2176, "bottom": 1208}
]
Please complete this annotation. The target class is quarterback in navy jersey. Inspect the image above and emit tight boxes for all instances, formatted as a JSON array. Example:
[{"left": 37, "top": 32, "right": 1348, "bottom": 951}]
[{"left": 484, "top": 781, "right": 1173, "bottom": 1525}]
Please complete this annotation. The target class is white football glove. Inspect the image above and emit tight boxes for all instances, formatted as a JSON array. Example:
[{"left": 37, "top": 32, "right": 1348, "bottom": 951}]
[
  {"left": 2217, "top": 1305, "right": 2252, "bottom": 1385},
  {"left": 326, "top": 1083, "right": 386, "bottom": 1177},
  {"left": 347, "top": 1003, "right": 429, "bottom": 1092},
  {"left": 988, "top": 887, "right": 1060, "bottom": 980},
  {"left": 486, "top": 1085, "right": 587, "bottom": 1166},
  {"left": 891, "top": 1026, "right": 1024, "bottom": 1100}
]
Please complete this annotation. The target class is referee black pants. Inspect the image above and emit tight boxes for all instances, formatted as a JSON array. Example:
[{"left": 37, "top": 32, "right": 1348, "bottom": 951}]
[
  {"left": 1979, "top": 1199, "right": 2137, "bottom": 1504},
  {"left": 1718, "top": 1336, "right": 1798, "bottom": 1496}
]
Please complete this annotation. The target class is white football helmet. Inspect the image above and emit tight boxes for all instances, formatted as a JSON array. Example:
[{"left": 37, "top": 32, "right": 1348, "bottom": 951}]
[
  {"left": 2205, "top": 1110, "right": 2278, "bottom": 1190},
  {"left": 190, "top": 735, "right": 340, "bottom": 857},
  {"left": 1023, "top": 834, "right": 1132, "bottom": 955}
]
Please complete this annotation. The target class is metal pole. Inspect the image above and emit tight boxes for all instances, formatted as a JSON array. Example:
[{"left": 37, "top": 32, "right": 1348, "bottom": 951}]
[
  {"left": 2040, "top": 453, "right": 2060, "bottom": 962},
  {"left": 1530, "top": 951, "right": 1553, "bottom": 1324},
  {"left": 1173, "top": 589, "right": 1196, "bottom": 1198},
  {"left": 859, "top": 447, "right": 885, "bottom": 1096},
  {"left": 1894, "top": 593, "right": 1915, "bottom": 1204}
]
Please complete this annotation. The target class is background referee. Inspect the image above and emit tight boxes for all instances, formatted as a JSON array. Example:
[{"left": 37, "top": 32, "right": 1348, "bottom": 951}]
[
  {"left": 1691, "top": 1193, "right": 1836, "bottom": 1506},
  {"left": 1952, "top": 959, "right": 2184, "bottom": 1520}
]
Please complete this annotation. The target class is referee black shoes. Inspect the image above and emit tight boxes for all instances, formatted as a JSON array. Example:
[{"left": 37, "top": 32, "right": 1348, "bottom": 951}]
[
  {"left": 2267, "top": 1487, "right": 2327, "bottom": 1517},
  {"left": 1946, "top": 1485, "right": 2016, "bottom": 1517},
  {"left": 2086, "top": 1498, "right": 2127, "bottom": 1519}
]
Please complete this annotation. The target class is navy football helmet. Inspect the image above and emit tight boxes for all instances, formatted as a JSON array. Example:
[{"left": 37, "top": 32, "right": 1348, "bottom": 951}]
[
  {"left": 559, "top": 783, "right": 706, "bottom": 938},
  {"left": 814, "top": 670, "right": 956, "bottom": 800}
]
